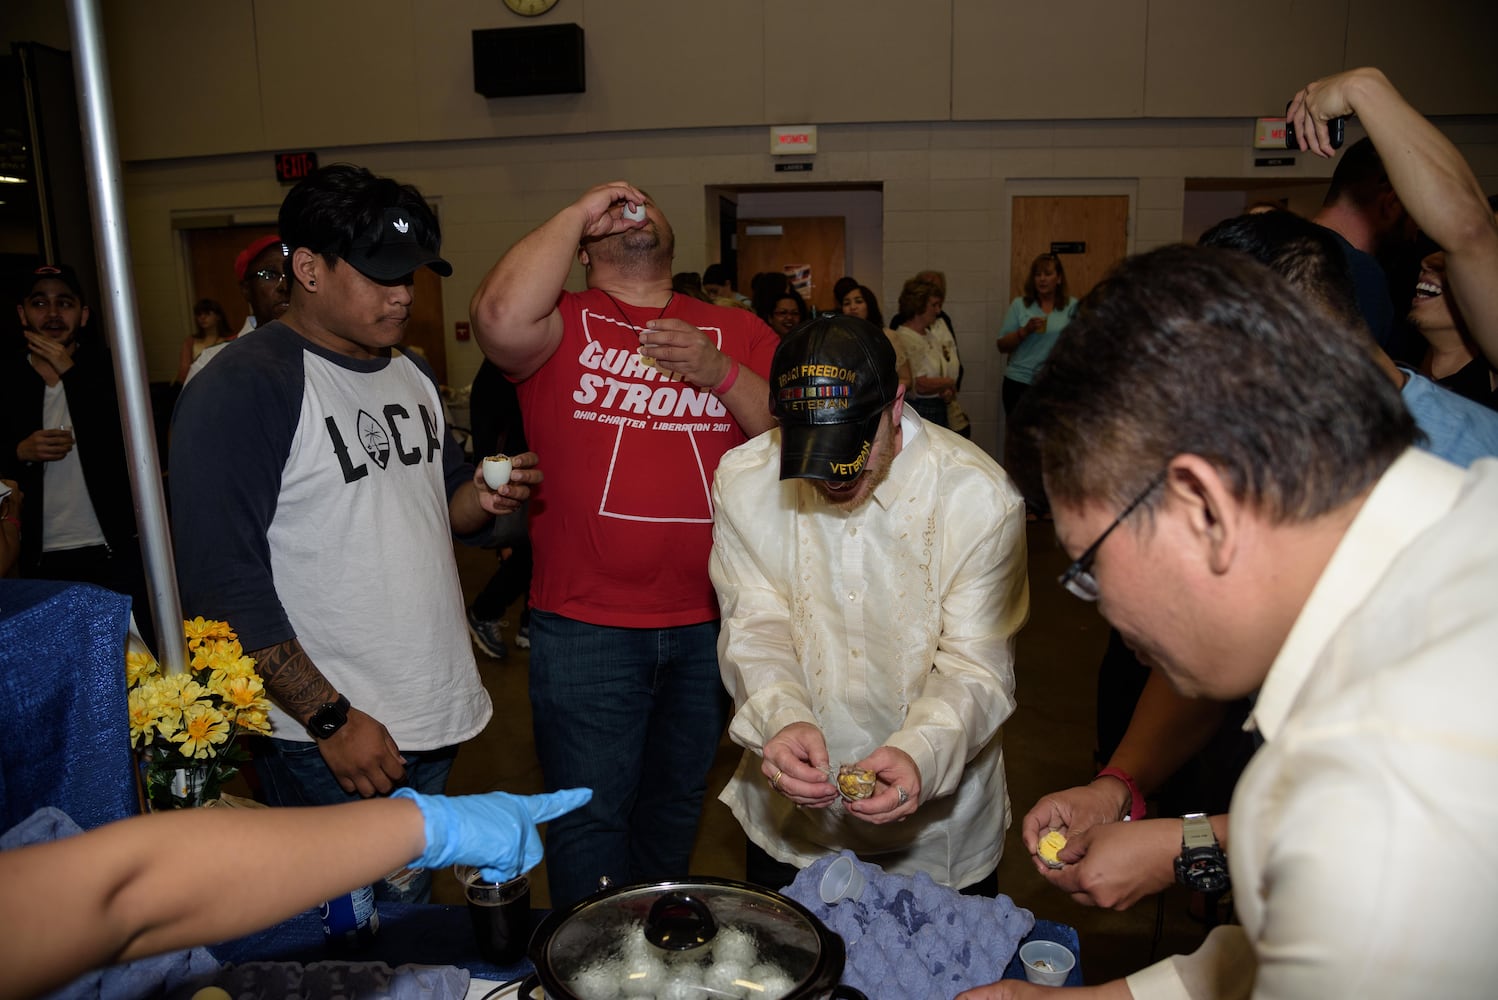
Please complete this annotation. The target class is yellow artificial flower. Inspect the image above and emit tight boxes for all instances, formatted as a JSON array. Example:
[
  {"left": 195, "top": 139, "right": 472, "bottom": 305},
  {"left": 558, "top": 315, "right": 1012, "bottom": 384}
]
[
  {"left": 138, "top": 674, "right": 184, "bottom": 737},
  {"left": 125, "top": 650, "right": 160, "bottom": 687},
  {"left": 191, "top": 637, "right": 245, "bottom": 671},
  {"left": 127, "top": 687, "right": 159, "bottom": 747},
  {"left": 168, "top": 674, "right": 209, "bottom": 713},
  {"left": 184, "top": 617, "right": 236, "bottom": 649},
  {"left": 173, "top": 703, "right": 230, "bottom": 759},
  {"left": 213, "top": 673, "right": 270, "bottom": 713},
  {"left": 234, "top": 707, "right": 273, "bottom": 737},
  {"left": 205, "top": 653, "right": 257, "bottom": 687}
]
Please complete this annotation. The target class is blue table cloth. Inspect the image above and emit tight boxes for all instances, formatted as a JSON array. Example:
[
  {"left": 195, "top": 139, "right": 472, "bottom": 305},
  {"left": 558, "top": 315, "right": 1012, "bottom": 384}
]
[
  {"left": 0, "top": 580, "right": 137, "bottom": 832},
  {"left": 210, "top": 902, "right": 1081, "bottom": 992}
]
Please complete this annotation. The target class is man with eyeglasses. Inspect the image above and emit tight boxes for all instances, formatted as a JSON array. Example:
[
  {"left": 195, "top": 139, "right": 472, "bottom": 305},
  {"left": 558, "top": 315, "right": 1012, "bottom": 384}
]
[
  {"left": 710, "top": 314, "right": 1028, "bottom": 895},
  {"left": 182, "top": 233, "right": 291, "bottom": 385},
  {"left": 0, "top": 263, "right": 153, "bottom": 645},
  {"left": 959, "top": 244, "right": 1498, "bottom": 999}
]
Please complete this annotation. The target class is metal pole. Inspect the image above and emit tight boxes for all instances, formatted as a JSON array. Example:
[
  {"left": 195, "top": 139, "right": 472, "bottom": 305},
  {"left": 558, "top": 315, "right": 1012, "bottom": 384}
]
[{"left": 65, "top": 0, "right": 185, "bottom": 673}]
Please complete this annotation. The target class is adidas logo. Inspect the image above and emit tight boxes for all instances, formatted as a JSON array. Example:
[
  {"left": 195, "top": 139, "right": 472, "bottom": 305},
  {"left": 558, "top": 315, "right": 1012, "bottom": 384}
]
[{"left": 393, "top": 218, "right": 410, "bottom": 234}]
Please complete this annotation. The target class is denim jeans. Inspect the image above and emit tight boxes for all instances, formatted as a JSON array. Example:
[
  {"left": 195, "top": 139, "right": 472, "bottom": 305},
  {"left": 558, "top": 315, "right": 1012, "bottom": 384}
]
[
  {"left": 254, "top": 738, "right": 458, "bottom": 903},
  {"left": 527, "top": 610, "right": 727, "bottom": 908}
]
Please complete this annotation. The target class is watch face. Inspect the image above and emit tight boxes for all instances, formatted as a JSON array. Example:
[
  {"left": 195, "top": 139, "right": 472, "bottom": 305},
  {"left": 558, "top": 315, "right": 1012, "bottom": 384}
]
[
  {"left": 1176, "top": 849, "right": 1231, "bottom": 893},
  {"left": 308, "top": 697, "right": 349, "bottom": 739},
  {"left": 504, "top": 0, "right": 558, "bottom": 15}
]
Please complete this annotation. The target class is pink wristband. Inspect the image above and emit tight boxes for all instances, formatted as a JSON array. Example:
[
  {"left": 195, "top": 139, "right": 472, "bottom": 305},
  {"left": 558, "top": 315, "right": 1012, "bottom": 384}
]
[
  {"left": 1095, "top": 766, "right": 1146, "bottom": 822},
  {"left": 711, "top": 359, "right": 741, "bottom": 396}
]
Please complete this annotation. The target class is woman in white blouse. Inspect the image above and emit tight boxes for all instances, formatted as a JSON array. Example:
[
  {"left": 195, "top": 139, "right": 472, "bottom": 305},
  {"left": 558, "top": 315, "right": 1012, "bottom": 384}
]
[{"left": 895, "top": 278, "right": 960, "bottom": 428}]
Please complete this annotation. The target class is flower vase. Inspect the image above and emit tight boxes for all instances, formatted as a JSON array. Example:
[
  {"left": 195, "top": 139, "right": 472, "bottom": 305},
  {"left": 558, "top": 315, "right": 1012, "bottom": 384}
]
[{"left": 140, "top": 752, "right": 221, "bottom": 811}]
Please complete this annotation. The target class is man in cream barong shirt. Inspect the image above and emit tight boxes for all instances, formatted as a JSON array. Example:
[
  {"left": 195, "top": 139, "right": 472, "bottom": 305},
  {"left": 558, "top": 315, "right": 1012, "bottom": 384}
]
[
  {"left": 958, "top": 245, "right": 1498, "bottom": 1000},
  {"left": 709, "top": 315, "right": 1029, "bottom": 893}
]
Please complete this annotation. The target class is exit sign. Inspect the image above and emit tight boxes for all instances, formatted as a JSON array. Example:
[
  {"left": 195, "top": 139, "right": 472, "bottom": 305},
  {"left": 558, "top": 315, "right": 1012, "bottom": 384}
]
[{"left": 274, "top": 151, "right": 319, "bottom": 183}]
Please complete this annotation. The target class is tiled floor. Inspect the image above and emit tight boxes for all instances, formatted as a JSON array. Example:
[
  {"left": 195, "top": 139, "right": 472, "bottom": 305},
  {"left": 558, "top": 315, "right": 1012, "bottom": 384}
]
[{"left": 434, "top": 520, "right": 1214, "bottom": 985}]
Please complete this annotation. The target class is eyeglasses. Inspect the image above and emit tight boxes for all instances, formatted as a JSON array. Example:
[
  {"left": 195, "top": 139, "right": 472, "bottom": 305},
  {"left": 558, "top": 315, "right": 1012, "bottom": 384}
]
[
  {"left": 249, "top": 268, "right": 286, "bottom": 284},
  {"left": 1057, "top": 470, "right": 1167, "bottom": 602}
]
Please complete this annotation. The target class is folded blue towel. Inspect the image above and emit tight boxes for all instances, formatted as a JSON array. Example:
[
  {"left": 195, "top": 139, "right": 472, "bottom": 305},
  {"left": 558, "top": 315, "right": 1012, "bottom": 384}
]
[{"left": 783, "top": 851, "right": 1035, "bottom": 1000}]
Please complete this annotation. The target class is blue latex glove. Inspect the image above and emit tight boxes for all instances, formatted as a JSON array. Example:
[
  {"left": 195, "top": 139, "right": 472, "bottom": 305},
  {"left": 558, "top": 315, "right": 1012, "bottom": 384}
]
[{"left": 392, "top": 786, "right": 592, "bottom": 882}]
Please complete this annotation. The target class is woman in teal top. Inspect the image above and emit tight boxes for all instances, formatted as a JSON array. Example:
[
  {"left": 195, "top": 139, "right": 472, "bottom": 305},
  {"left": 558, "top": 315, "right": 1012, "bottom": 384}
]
[{"left": 996, "top": 253, "right": 1077, "bottom": 415}]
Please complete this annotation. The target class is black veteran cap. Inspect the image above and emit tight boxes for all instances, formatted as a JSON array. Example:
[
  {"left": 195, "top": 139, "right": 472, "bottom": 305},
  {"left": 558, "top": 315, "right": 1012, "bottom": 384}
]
[
  {"left": 770, "top": 314, "right": 899, "bottom": 483},
  {"left": 344, "top": 206, "right": 453, "bottom": 281}
]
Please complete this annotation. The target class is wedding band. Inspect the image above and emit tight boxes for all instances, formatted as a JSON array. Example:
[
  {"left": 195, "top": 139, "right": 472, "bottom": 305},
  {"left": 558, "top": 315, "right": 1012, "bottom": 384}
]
[
  {"left": 896, "top": 786, "right": 909, "bottom": 806},
  {"left": 769, "top": 768, "right": 783, "bottom": 790}
]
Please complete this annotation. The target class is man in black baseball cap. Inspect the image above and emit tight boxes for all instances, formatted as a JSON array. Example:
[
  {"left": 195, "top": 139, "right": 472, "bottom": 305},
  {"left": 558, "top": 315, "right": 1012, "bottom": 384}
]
[
  {"left": 171, "top": 165, "right": 537, "bottom": 906},
  {"left": 770, "top": 314, "right": 903, "bottom": 507},
  {"left": 711, "top": 312, "right": 1029, "bottom": 895},
  {"left": 1, "top": 262, "right": 153, "bottom": 644}
]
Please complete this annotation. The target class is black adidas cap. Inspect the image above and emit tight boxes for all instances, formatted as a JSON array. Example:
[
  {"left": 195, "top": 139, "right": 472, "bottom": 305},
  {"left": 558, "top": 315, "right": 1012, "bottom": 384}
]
[{"left": 342, "top": 206, "right": 452, "bottom": 281}]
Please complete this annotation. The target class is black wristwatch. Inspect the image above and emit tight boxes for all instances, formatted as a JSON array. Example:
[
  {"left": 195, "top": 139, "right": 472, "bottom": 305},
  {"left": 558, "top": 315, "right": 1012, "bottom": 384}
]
[
  {"left": 1174, "top": 813, "right": 1230, "bottom": 893},
  {"left": 306, "top": 694, "right": 351, "bottom": 740}
]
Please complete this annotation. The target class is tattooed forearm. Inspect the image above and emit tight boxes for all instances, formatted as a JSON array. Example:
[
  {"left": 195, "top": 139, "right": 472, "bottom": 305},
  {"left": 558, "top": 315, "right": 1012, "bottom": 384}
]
[{"left": 250, "top": 637, "right": 339, "bottom": 724}]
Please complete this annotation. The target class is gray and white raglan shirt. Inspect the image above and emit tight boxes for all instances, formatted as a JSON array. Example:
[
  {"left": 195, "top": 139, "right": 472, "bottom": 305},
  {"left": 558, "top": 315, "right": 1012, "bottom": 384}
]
[{"left": 170, "top": 321, "right": 492, "bottom": 748}]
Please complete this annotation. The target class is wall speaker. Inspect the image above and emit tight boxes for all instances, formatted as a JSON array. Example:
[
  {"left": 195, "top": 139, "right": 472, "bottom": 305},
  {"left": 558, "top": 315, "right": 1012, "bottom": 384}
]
[{"left": 472, "top": 24, "right": 585, "bottom": 98}]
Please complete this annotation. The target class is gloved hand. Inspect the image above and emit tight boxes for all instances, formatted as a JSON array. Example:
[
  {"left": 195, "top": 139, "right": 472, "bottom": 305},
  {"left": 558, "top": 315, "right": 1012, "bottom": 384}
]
[{"left": 393, "top": 786, "right": 592, "bottom": 882}]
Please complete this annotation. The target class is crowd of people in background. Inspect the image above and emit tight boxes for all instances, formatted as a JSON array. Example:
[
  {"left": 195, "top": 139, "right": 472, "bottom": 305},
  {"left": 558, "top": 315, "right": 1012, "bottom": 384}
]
[{"left": 3, "top": 64, "right": 1498, "bottom": 999}]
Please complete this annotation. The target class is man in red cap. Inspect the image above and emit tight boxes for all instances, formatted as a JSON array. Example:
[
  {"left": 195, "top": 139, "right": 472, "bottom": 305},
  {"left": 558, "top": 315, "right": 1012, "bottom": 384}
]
[{"left": 182, "top": 233, "right": 290, "bottom": 384}]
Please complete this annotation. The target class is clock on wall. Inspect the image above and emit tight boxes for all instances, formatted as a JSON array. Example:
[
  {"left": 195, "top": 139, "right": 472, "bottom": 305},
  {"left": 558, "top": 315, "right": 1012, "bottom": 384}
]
[{"left": 504, "top": 0, "right": 558, "bottom": 15}]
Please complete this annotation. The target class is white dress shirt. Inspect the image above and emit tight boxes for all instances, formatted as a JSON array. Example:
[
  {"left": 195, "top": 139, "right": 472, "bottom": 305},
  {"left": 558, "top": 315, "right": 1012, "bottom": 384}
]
[
  {"left": 1127, "top": 450, "right": 1498, "bottom": 999},
  {"left": 709, "top": 412, "right": 1029, "bottom": 886}
]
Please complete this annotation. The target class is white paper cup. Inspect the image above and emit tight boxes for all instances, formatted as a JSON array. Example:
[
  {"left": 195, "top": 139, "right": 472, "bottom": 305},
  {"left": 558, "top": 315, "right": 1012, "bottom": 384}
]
[
  {"left": 818, "top": 856, "right": 866, "bottom": 904},
  {"left": 1019, "top": 940, "right": 1075, "bottom": 986}
]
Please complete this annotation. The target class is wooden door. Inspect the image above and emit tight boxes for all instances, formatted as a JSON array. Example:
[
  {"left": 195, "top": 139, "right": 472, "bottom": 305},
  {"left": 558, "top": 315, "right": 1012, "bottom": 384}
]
[
  {"left": 1010, "top": 196, "right": 1130, "bottom": 302},
  {"left": 405, "top": 268, "right": 448, "bottom": 385},
  {"left": 735, "top": 216, "right": 846, "bottom": 312},
  {"left": 182, "top": 226, "right": 448, "bottom": 384},
  {"left": 183, "top": 226, "right": 277, "bottom": 335}
]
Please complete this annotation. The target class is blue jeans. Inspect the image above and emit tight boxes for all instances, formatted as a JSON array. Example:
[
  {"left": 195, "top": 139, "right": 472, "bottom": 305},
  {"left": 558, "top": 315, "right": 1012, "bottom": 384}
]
[
  {"left": 254, "top": 738, "right": 458, "bottom": 903},
  {"left": 528, "top": 610, "right": 727, "bottom": 908}
]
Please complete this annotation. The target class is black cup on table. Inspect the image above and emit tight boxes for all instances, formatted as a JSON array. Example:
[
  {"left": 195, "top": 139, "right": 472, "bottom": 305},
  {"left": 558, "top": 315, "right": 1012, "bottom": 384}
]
[{"left": 455, "top": 865, "right": 532, "bottom": 965}]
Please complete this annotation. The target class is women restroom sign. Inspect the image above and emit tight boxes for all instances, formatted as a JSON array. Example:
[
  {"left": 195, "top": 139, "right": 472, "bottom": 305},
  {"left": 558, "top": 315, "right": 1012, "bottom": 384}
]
[{"left": 770, "top": 126, "right": 818, "bottom": 155}]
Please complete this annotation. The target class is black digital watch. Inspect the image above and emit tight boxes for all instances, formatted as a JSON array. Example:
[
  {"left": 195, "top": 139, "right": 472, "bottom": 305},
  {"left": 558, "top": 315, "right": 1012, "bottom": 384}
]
[{"left": 306, "top": 694, "right": 351, "bottom": 740}]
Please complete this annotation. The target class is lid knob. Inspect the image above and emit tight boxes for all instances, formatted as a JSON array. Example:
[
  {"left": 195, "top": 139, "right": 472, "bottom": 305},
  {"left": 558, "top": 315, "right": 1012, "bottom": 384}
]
[{"left": 643, "top": 891, "right": 718, "bottom": 951}]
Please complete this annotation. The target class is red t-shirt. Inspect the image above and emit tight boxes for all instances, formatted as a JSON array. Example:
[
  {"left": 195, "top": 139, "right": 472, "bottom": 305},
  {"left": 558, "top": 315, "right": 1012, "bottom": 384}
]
[{"left": 517, "top": 289, "right": 779, "bottom": 627}]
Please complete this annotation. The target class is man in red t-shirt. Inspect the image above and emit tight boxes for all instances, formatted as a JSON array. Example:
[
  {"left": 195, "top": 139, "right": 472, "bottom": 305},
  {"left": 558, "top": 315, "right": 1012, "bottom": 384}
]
[{"left": 471, "top": 181, "right": 778, "bottom": 906}]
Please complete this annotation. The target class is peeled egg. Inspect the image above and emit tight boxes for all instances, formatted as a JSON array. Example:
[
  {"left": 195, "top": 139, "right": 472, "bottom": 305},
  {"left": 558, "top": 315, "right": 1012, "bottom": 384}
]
[
  {"left": 620, "top": 955, "right": 667, "bottom": 996},
  {"left": 481, "top": 454, "right": 512, "bottom": 490},
  {"left": 1037, "top": 829, "right": 1068, "bottom": 869},
  {"left": 622, "top": 202, "right": 646, "bottom": 221},
  {"left": 568, "top": 963, "right": 623, "bottom": 1000},
  {"left": 704, "top": 960, "right": 749, "bottom": 998},
  {"left": 711, "top": 927, "right": 757, "bottom": 966},
  {"left": 748, "top": 963, "right": 795, "bottom": 999}
]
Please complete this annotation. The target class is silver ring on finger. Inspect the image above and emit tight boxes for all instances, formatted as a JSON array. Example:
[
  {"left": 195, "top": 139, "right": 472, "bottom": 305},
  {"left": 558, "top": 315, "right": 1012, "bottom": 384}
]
[{"left": 896, "top": 786, "right": 909, "bottom": 807}]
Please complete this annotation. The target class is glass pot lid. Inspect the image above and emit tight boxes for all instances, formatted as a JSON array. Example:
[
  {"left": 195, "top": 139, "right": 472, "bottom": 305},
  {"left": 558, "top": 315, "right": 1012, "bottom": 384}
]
[{"left": 534, "top": 878, "right": 835, "bottom": 1000}]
